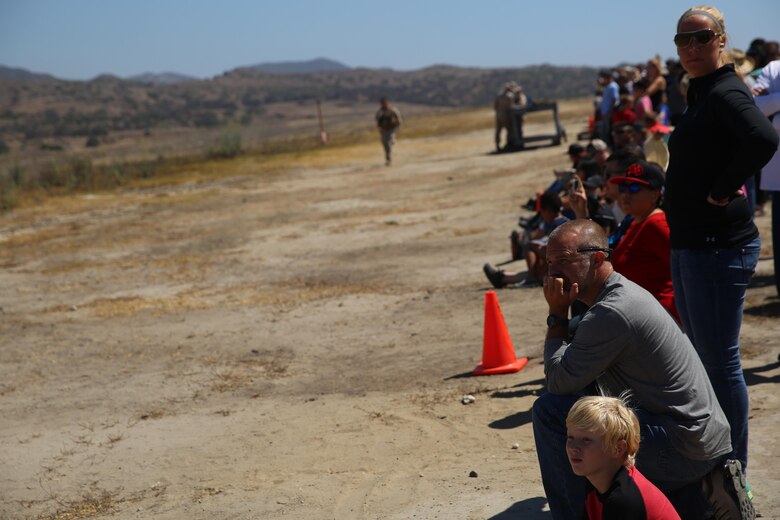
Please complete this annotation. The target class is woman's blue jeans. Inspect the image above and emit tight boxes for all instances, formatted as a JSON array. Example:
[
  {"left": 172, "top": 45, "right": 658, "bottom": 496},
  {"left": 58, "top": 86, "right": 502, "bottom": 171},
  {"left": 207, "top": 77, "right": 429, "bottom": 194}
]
[{"left": 670, "top": 238, "right": 760, "bottom": 472}]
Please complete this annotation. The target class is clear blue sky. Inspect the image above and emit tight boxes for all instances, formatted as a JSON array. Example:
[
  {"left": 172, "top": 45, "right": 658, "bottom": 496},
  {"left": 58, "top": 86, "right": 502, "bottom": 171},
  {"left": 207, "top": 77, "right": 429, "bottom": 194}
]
[{"left": 1, "top": 0, "right": 777, "bottom": 80}]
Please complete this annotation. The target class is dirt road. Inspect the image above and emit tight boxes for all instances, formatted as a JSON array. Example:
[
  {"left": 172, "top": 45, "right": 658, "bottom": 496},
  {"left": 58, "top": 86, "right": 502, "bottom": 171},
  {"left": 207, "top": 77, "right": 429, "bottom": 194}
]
[{"left": 1, "top": 110, "right": 778, "bottom": 519}]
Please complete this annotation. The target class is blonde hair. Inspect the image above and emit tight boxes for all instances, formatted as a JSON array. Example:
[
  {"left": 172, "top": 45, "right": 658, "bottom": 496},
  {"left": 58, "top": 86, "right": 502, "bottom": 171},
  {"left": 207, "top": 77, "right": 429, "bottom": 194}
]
[
  {"left": 677, "top": 5, "right": 724, "bottom": 33},
  {"left": 566, "top": 396, "right": 640, "bottom": 467},
  {"left": 677, "top": 6, "right": 738, "bottom": 75}
]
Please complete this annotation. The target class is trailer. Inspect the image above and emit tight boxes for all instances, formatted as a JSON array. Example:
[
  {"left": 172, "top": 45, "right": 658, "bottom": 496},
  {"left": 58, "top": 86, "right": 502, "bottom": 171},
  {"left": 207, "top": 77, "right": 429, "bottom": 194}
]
[{"left": 505, "top": 101, "right": 567, "bottom": 151}]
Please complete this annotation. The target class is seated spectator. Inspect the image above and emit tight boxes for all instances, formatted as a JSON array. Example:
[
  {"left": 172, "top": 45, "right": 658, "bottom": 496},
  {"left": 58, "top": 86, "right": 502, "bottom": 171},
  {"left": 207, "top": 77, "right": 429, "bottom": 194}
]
[
  {"left": 575, "top": 158, "right": 602, "bottom": 183},
  {"left": 586, "top": 140, "right": 611, "bottom": 170},
  {"left": 610, "top": 121, "right": 636, "bottom": 151},
  {"left": 631, "top": 122, "right": 648, "bottom": 149},
  {"left": 611, "top": 95, "right": 636, "bottom": 125},
  {"left": 484, "top": 191, "right": 568, "bottom": 289},
  {"left": 566, "top": 396, "right": 681, "bottom": 519},
  {"left": 643, "top": 112, "right": 670, "bottom": 170},
  {"left": 602, "top": 148, "right": 646, "bottom": 246},
  {"left": 567, "top": 143, "right": 588, "bottom": 168},
  {"left": 608, "top": 161, "right": 680, "bottom": 323},
  {"left": 567, "top": 173, "right": 617, "bottom": 236},
  {"left": 546, "top": 143, "right": 588, "bottom": 196}
]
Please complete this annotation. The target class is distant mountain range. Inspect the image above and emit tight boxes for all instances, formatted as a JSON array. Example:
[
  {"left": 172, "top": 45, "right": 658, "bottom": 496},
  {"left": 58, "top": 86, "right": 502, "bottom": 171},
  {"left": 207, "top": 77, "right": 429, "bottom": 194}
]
[
  {"left": 127, "top": 72, "right": 199, "bottom": 85},
  {"left": 0, "top": 65, "right": 57, "bottom": 82},
  {"left": 245, "top": 57, "right": 351, "bottom": 74},
  {"left": 0, "top": 58, "right": 353, "bottom": 83},
  {"left": 0, "top": 58, "right": 600, "bottom": 141}
]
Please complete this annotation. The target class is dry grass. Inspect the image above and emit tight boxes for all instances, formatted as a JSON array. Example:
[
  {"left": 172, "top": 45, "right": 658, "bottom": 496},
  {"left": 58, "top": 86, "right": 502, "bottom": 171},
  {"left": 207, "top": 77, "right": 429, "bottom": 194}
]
[
  {"left": 1, "top": 100, "right": 590, "bottom": 211},
  {"left": 36, "top": 492, "right": 114, "bottom": 520},
  {"left": 209, "top": 358, "right": 289, "bottom": 393},
  {"left": 42, "top": 275, "right": 403, "bottom": 318},
  {"left": 80, "top": 295, "right": 211, "bottom": 318}
]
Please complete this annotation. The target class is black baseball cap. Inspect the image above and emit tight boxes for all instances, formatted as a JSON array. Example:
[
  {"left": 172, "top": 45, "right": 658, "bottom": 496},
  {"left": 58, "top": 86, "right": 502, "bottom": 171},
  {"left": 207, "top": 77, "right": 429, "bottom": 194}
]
[{"left": 608, "top": 160, "right": 665, "bottom": 190}]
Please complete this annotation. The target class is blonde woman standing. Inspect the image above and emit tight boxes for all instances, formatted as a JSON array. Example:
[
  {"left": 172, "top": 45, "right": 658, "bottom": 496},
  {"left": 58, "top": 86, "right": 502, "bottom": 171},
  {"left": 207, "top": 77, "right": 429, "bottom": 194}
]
[{"left": 665, "top": 5, "right": 778, "bottom": 495}]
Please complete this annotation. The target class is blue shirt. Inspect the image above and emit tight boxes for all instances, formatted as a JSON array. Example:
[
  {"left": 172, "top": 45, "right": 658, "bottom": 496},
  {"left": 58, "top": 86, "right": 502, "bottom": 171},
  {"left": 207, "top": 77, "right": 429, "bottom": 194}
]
[{"left": 600, "top": 80, "right": 619, "bottom": 117}]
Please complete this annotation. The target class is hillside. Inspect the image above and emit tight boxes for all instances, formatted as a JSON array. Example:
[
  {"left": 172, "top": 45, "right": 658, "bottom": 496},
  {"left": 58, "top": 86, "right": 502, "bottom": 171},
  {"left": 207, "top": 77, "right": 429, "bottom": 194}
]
[
  {"left": 127, "top": 72, "right": 199, "bottom": 85},
  {"left": 0, "top": 65, "right": 56, "bottom": 82},
  {"left": 0, "top": 63, "right": 599, "bottom": 142},
  {"left": 247, "top": 57, "right": 351, "bottom": 74}
]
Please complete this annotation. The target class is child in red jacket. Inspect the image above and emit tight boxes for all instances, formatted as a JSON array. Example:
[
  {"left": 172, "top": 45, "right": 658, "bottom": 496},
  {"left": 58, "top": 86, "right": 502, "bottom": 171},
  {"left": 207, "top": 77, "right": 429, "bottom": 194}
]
[{"left": 566, "top": 396, "right": 680, "bottom": 519}]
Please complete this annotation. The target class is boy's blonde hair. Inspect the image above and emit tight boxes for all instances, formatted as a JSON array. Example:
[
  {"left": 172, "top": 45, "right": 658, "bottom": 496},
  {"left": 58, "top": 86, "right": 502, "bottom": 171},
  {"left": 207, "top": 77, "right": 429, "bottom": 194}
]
[{"left": 566, "top": 395, "right": 640, "bottom": 467}]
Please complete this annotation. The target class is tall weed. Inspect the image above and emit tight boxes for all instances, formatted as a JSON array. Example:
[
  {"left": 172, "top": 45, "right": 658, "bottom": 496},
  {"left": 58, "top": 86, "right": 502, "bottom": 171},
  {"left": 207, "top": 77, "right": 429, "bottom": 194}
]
[{"left": 208, "top": 125, "right": 243, "bottom": 160}]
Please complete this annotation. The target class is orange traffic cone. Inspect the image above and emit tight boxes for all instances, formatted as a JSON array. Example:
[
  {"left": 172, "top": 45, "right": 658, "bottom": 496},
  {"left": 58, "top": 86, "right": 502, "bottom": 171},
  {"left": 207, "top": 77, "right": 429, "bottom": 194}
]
[{"left": 473, "top": 290, "right": 528, "bottom": 376}]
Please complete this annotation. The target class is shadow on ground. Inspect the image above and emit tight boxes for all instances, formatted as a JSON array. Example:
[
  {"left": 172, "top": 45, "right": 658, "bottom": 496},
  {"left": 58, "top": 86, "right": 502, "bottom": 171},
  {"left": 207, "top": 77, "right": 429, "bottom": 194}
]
[
  {"left": 745, "top": 359, "right": 780, "bottom": 386},
  {"left": 488, "top": 496, "right": 550, "bottom": 519},
  {"left": 488, "top": 142, "right": 562, "bottom": 155},
  {"left": 490, "top": 377, "right": 545, "bottom": 399},
  {"left": 749, "top": 273, "right": 778, "bottom": 291},
  {"left": 744, "top": 298, "right": 780, "bottom": 318}
]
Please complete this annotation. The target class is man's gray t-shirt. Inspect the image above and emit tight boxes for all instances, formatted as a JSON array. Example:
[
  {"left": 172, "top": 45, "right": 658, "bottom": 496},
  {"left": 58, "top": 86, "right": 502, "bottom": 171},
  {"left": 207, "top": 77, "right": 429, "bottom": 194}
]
[{"left": 544, "top": 271, "right": 731, "bottom": 461}]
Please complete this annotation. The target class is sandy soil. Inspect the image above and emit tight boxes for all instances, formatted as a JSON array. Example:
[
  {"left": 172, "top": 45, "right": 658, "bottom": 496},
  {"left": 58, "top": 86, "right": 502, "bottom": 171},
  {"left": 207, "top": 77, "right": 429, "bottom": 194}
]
[{"left": 1, "top": 111, "right": 778, "bottom": 519}]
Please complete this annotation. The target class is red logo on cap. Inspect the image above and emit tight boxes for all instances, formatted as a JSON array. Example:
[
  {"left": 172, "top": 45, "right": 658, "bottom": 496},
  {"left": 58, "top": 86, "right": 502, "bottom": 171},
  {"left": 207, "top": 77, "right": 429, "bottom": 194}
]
[{"left": 626, "top": 164, "right": 644, "bottom": 177}]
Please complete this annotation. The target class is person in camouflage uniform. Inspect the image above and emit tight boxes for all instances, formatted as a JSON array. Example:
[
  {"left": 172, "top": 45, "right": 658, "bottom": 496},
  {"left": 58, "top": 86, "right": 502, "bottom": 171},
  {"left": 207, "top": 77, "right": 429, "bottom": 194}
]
[
  {"left": 494, "top": 82, "right": 527, "bottom": 151},
  {"left": 376, "top": 97, "right": 402, "bottom": 165}
]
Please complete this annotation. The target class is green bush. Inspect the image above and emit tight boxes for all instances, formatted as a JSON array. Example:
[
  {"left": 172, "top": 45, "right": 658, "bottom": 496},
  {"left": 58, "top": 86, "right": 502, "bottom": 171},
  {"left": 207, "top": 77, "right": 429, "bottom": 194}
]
[
  {"left": 69, "top": 155, "right": 94, "bottom": 188},
  {"left": 208, "top": 125, "right": 242, "bottom": 159},
  {"left": 0, "top": 167, "right": 19, "bottom": 210},
  {"left": 37, "top": 155, "right": 94, "bottom": 190}
]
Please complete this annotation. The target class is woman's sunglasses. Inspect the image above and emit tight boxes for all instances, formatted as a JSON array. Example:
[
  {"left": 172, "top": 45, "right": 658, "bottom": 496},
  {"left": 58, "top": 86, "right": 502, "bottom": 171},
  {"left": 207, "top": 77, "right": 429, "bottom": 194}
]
[
  {"left": 674, "top": 29, "right": 720, "bottom": 48},
  {"left": 618, "top": 183, "right": 645, "bottom": 193}
]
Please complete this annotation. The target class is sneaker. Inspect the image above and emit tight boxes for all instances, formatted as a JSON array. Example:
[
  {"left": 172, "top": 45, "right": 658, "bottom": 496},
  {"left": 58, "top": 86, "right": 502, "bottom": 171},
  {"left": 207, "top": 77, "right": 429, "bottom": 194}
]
[
  {"left": 702, "top": 459, "right": 755, "bottom": 520},
  {"left": 483, "top": 263, "right": 505, "bottom": 289},
  {"left": 517, "top": 278, "right": 541, "bottom": 288}
]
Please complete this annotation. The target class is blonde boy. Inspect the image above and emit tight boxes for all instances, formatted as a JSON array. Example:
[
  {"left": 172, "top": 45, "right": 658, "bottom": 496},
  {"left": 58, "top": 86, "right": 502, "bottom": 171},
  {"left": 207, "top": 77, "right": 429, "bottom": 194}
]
[{"left": 566, "top": 396, "right": 680, "bottom": 519}]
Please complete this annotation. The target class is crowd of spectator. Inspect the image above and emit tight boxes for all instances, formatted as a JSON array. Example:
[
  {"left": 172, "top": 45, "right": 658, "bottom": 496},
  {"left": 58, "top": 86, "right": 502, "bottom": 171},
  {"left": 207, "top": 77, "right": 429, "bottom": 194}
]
[{"left": 482, "top": 21, "right": 780, "bottom": 519}]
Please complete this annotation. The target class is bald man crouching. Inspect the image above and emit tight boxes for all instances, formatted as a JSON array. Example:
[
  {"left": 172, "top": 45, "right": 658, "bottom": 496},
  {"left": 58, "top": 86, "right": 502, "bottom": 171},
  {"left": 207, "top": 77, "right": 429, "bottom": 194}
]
[{"left": 531, "top": 220, "right": 752, "bottom": 519}]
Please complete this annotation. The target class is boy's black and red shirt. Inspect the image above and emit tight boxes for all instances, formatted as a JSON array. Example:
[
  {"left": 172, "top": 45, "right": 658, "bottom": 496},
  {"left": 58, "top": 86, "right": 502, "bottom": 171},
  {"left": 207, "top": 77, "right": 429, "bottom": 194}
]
[{"left": 584, "top": 465, "right": 681, "bottom": 520}]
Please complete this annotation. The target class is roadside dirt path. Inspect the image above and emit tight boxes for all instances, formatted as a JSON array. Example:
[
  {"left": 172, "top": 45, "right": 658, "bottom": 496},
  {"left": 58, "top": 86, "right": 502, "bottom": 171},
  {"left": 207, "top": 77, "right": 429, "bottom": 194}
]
[{"left": 1, "top": 110, "right": 778, "bottom": 519}]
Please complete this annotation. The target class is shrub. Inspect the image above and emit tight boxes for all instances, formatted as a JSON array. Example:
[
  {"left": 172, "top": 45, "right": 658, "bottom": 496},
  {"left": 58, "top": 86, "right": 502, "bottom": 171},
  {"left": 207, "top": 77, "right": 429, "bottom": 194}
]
[
  {"left": 208, "top": 125, "right": 242, "bottom": 159},
  {"left": 0, "top": 167, "right": 19, "bottom": 210},
  {"left": 194, "top": 112, "right": 220, "bottom": 127},
  {"left": 37, "top": 155, "right": 94, "bottom": 190},
  {"left": 69, "top": 155, "right": 94, "bottom": 188}
]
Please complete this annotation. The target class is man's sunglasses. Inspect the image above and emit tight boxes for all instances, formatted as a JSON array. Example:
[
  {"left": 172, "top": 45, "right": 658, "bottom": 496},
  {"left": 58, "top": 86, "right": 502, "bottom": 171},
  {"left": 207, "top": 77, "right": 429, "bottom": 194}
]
[
  {"left": 674, "top": 29, "right": 719, "bottom": 48},
  {"left": 577, "top": 247, "right": 612, "bottom": 260},
  {"left": 618, "top": 183, "right": 645, "bottom": 193}
]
